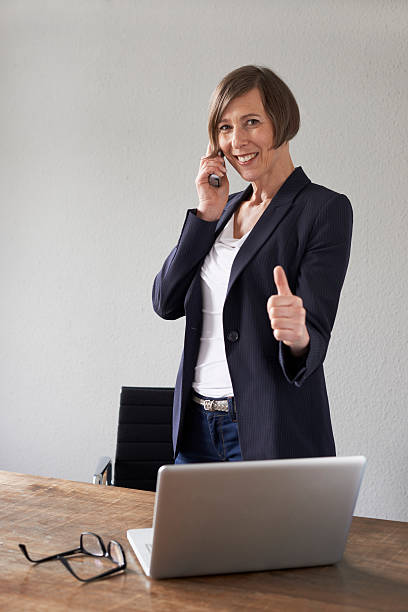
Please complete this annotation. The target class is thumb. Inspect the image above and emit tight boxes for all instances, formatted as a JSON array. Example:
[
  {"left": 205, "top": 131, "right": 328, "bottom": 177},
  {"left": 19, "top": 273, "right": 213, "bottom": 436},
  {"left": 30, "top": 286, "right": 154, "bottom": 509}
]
[{"left": 274, "top": 266, "right": 292, "bottom": 296}]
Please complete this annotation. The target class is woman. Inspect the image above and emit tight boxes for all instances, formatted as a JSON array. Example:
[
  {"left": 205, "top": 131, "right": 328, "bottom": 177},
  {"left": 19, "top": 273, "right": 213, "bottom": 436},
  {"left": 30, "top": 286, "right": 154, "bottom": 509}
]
[{"left": 152, "top": 65, "right": 353, "bottom": 464}]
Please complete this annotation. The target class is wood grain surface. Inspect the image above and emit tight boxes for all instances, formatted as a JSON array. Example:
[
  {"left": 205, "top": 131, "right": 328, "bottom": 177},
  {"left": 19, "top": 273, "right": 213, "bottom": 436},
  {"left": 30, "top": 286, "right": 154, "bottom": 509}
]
[{"left": 0, "top": 470, "right": 407, "bottom": 611}]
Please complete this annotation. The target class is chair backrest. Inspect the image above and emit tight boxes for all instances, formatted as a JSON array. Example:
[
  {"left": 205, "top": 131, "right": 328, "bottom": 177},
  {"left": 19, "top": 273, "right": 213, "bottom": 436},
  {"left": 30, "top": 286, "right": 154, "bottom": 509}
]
[{"left": 114, "top": 386, "right": 174, "bottom": 491}]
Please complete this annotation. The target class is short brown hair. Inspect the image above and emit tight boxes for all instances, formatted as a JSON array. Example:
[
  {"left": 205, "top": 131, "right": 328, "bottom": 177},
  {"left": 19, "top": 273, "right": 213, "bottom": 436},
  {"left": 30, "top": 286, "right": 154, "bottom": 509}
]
[{"left": 208, "top": 65, "right": 300, "bottom": 154}]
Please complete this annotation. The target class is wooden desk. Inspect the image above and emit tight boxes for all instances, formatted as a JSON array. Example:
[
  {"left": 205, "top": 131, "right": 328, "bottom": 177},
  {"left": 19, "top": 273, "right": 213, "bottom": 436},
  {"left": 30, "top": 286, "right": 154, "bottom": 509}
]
[{"left": 0, "top": 471, "right": 407, "bottom": 611}]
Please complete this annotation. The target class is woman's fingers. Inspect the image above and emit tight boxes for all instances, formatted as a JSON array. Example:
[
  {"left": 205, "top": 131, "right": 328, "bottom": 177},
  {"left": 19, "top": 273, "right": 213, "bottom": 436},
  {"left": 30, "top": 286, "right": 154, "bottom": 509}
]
[
  {"left": 267, "top": 294, "right": 303, "bottom": 311},
  {"left": 200, "top": 157, "right": 226, "bottom": 168},
  {"left": 196, "top": 159, "right": 227, "bottom": 184},
  {"left": 267, "top": 295, "right": 305, "bottom": 329},
  {"left": 200, "top": 156, "right": 225, "bottom": 170},
  {"left": 268, "top": 305, "right": 305, "bottom": 318},
  {"left": 273, "top": 329, "right": 304, "bottom": 343},
  {"left": 270, "top": 318, "right": 296, "bottom": 329},
  {"left": 268, "top": 306, "right": 293, "bottom": 318},
  {"left": 266, "top": 293, "right": 309, "bottom": 351}
]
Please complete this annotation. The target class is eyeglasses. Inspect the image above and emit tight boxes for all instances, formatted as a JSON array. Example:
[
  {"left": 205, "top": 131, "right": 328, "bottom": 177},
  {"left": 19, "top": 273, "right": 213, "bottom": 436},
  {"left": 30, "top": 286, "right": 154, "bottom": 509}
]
[{"left": 19, "top": 532, "right": 127, "bottom": 582}]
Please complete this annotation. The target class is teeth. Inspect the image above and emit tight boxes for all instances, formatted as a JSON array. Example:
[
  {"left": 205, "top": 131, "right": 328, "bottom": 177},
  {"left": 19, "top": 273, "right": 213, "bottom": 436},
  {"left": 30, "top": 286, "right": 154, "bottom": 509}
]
[{"left": 237, "top": 153, "right": 257, "bottom": 162}]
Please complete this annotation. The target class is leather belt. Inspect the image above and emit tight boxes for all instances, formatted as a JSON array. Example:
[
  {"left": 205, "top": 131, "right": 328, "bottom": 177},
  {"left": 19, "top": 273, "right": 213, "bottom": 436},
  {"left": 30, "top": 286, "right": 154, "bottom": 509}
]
[{"left": 192, "top": 393, "right": 231, "bottom": 412}]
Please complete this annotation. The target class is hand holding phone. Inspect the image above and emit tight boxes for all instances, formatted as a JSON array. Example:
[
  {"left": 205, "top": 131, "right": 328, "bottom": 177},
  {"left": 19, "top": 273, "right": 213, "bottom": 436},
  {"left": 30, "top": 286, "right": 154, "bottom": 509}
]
[
  {"left": 208, "top": 150, "right": 224, "bottom": 187},
  {"left": 195, "top": 144, "right": 229, "bottom": 221}
]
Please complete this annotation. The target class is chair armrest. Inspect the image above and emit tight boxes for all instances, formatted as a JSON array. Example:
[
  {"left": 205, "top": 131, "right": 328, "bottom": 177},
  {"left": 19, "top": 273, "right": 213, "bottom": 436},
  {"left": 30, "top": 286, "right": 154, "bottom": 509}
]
[{"left": 93, "top": 456, "right": 113, "bottom": 485}]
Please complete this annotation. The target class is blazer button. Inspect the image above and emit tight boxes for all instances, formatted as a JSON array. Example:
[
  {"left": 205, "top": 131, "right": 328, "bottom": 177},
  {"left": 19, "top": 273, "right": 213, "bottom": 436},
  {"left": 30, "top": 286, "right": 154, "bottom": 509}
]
[{"left": 227, "top": 330, "right": 239, "bottom": 342}]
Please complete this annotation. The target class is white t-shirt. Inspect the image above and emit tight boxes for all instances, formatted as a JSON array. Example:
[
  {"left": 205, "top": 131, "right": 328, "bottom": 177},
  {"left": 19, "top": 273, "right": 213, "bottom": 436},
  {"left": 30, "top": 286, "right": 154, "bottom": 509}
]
[{"left": 192, "top": 213, "right": 252, "bottom": 398}]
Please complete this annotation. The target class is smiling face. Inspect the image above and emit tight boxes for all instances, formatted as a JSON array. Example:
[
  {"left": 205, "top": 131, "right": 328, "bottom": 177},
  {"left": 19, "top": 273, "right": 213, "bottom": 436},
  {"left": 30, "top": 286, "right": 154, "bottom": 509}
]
[{"left": 217, "top": 87, "right": 284, "bottom": 183}]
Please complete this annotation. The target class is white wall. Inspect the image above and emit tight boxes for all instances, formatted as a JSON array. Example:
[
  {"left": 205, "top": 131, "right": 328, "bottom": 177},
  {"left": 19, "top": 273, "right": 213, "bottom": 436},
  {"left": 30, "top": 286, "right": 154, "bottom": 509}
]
[{"left": 1, "top": 0, "right": 407, "bottom": 521}]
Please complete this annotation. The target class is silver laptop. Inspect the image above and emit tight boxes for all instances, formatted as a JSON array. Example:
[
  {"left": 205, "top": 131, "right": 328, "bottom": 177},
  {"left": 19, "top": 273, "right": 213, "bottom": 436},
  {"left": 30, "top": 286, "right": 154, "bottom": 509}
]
[{"left": 127, "top": 455, "right": 366, "bottom": 579}]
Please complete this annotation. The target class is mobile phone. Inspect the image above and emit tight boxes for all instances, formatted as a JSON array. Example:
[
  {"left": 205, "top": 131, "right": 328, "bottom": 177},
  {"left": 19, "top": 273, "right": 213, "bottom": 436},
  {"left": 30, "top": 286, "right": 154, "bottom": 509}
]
[{"left": 208, "top": 150, "right": 224, "bottom": 188}]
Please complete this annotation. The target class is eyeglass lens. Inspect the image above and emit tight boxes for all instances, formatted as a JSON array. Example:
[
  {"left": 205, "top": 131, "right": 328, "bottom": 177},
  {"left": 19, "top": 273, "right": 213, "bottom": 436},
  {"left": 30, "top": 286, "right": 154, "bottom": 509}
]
[
  {"left": 109, "top": 541, "right": 125, "bottom": 565},
  {"left": 81, "top": 533, "right": 104, "bottom": 556}
]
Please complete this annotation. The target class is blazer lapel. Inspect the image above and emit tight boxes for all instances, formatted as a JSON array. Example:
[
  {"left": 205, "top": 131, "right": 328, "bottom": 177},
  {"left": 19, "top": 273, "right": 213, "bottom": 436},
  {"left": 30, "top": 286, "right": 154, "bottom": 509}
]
[
  {"left": 223, "top": 166, "right": 311, "bottom": 299},
  {"left": 214, "top": 184, "right": 253, "bottom": 236}
]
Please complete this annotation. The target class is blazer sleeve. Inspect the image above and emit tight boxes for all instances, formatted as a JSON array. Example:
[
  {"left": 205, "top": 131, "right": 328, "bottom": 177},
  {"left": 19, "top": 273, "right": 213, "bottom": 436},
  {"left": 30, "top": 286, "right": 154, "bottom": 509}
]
[
  {"left": 152, "top": 209, "right": 218, "bottom": 319},
  {"left": 279, "top": 193, "right": 353, "bottom": 388}
]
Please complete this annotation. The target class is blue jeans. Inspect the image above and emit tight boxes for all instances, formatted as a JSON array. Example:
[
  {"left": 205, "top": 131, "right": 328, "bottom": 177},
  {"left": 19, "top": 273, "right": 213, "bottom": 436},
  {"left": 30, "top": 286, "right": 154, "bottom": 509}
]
[{"left": 175, "top": 391, "right": 243, "bottom": 463}]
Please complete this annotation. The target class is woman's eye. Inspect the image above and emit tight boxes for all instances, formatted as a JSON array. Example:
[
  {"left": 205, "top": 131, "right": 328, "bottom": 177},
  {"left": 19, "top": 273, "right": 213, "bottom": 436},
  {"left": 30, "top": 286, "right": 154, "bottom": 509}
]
[{"left": 218, "top": 119, "right": 258, "bottom": 131}]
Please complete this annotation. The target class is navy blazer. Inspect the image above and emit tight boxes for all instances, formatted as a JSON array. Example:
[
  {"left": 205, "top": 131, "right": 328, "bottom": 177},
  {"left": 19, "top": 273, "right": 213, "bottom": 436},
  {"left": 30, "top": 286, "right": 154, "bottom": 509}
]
[{"left": 152, "top": 166, "right": 353, "bottom": 460}]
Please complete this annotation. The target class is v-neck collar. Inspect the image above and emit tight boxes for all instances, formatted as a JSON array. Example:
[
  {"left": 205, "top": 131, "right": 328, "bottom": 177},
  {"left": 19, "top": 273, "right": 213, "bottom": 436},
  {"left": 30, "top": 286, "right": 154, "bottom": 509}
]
[{"left": 213, "top": 166, "right": 312, "bottom": 299}]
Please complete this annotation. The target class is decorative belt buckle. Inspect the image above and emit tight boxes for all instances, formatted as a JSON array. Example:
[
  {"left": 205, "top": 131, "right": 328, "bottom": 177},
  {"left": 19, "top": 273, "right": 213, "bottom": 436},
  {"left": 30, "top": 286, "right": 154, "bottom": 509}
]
[{"left": 204, "top": 399, "right": 214, "bottom": 411}]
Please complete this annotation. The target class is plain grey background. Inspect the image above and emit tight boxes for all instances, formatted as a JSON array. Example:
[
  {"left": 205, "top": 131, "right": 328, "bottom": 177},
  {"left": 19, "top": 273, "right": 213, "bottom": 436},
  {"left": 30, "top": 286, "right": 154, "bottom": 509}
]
[{"left": 1, "top": 0, "right": 407, "bottom": 521}]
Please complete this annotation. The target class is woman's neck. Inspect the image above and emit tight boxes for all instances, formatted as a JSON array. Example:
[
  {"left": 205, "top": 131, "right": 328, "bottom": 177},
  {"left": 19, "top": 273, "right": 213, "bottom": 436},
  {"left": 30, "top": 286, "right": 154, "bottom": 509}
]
[{"left": 249, "top": 163, "right": 295, "bottom": 206}]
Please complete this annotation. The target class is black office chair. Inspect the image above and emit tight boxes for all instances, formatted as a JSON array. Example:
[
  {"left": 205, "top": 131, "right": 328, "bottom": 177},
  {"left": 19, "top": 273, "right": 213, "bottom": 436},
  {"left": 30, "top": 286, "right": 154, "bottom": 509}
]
[{"left": 93, "top": 386, "right": 174, "bottom": 491}]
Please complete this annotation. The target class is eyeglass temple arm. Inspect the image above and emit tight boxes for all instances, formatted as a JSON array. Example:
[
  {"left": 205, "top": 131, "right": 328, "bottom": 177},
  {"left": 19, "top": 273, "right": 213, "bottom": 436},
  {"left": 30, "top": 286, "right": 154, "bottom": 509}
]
[
  {"left": 58, "top": 556, "right": 125, "bottom": 582},
  {"left": 19, "top": 543, "right": 81, "bottom": 563},
  {"left": 93, "top": 456, "right": 113, "bottom": 485}
]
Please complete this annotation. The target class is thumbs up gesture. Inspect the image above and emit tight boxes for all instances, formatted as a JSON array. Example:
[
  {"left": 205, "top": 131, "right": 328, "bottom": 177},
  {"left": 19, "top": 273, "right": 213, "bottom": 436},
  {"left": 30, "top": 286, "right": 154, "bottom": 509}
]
[{"left": 266, "top": 266, "right": 310, "bottom": 358}]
